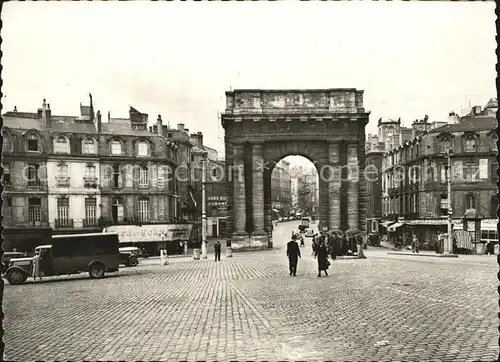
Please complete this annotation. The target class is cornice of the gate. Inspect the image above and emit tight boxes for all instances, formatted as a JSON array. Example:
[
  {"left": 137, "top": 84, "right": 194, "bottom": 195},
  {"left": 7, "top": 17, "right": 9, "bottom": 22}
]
[{"left": 228, "top": 134, "right": 361, "bottom": 143}]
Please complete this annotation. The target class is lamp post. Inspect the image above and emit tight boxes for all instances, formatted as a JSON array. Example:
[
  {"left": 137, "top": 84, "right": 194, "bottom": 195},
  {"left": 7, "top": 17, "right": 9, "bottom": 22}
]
[
  {"left": 201, "top": 153, "right": 208, "bottom": 259},
  {"left": 444, "top": 148, "right": 453, "bottom": 254}
]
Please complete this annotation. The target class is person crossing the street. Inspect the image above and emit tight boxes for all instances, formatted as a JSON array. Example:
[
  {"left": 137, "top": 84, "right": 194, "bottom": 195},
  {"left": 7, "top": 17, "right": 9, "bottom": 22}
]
[
  {"left": 314, "top": 239, "right": 329, "bottom": 277},
  {"left": 286, "top": 234, "right": 301, "bottom": 276},
  {"left": 214, "top": 240, "right": 222, "bottom": 262},
  {"left": 411, "top": 234, "right": 420, "bottom": 254}
]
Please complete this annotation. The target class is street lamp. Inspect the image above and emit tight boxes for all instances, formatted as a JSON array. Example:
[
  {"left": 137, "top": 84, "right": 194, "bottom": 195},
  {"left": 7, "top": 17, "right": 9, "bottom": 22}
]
[
  {"left": 201, "top": 153, "right": 208, "bottom": 259},
  {"left": 444, "top": 148, "right": 453, "bottom": 254}
]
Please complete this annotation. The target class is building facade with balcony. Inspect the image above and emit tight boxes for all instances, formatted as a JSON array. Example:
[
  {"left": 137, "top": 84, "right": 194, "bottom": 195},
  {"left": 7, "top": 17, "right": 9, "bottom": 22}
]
[
  {"left": 271, "top": 159, "right": 292, "bottom": 217},
  {"left": 381, "top": 112, "right": 497, "bottom": 246},
  {"left": 2, "top": 103, "right": 52, "bottom": 251},
  {"left": 2, "top": 97, "right": 181, "bottom": 252}
]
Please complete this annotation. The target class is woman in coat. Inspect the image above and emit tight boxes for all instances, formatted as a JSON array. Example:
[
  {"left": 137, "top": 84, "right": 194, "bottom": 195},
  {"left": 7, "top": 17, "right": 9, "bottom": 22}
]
[{"left": 314, "top": 239, "right": 329, "bottom": 277}]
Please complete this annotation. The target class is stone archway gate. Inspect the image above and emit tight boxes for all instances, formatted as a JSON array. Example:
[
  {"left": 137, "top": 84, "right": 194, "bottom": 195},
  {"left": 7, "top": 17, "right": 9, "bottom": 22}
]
[{"left": 221, "top": 89, "right": 370, "bottom": 250}]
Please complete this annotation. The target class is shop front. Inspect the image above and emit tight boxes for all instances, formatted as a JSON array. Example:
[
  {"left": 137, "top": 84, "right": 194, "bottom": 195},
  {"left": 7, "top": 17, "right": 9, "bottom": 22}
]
[{"left": 104, "top": 223, "right": 194, "bottom": 256}]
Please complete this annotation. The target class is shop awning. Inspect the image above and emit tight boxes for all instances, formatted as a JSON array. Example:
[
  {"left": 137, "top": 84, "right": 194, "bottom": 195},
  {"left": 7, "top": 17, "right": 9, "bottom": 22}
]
[
  {"left": 380, "top": 221, "right": 395, "bottom": 228},
  {"left": 387, "top": 222, "right": 404, "bottom": 232}
]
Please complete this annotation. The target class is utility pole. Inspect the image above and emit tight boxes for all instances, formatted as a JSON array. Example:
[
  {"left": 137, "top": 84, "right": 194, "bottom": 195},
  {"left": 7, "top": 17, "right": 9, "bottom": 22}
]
[
  {"left": 201, "top": 153, "right": 208, "bottom": 259},
  {"left": 444, "top": 148, "right": 453, "bottom": 254}
]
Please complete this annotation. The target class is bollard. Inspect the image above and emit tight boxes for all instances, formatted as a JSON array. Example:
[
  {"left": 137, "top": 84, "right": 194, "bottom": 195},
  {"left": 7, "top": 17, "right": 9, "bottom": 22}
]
[
  {"left": 160, "top": 249, "right": 169, "bottom": 266},
  {"left": 226, "top": 247, "right": 233, "bottom": 258},
  {"left": 184, "top": 242, "right": 188, "bottom": 255},
  {"left": 193, "top": 248, "right": 201, "bottom": 260}
]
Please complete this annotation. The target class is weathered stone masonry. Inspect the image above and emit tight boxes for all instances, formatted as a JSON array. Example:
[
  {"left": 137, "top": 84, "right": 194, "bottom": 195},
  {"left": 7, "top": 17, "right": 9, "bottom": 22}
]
[{"left": 221, "top": 89, "right": 370, "bottom": 250}]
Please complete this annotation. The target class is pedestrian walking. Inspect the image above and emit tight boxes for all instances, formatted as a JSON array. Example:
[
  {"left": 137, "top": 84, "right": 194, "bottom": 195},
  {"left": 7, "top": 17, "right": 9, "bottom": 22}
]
[
  {"left": 286, "top": 234, "right": 301, "bottom": 276},
  {"left": 299, "top": 235, "right": 305, "bottom": 248},
  {"left": 312, "top": 234, "right": 318, "bottom": 256},
  {"left": 356, "top": 233, "right": 364, "bottom": 257},
  {"left": 214, "top": 240, "right": 222, "bottom": 261},
  {"left": 32, "top": 250, "right": 41, "bottom": 281},
  {"left": 314, "top": 240, "right": 329, "bottom": 277},
  {"left": 411, "top": 234, "right": 420, "bottom": 254}
]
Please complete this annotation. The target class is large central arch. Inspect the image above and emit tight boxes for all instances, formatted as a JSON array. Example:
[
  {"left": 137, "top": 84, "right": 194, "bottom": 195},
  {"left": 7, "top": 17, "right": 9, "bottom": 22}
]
[{"left": 221, "top": 89, "right": 370, "bottom": 250}]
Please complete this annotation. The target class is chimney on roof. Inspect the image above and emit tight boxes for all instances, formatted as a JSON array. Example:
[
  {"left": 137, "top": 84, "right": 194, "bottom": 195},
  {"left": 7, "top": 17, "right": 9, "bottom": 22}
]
[
  {"left": 96, "top": 110, "right": 102, "bottom": 133},
  {"left": 13, "top": 106, "right": 17, "bottom": 112},
  {"left": 156, "top": 115, "right": 162, "bottom": 135},
  {"left": 42, "top": 98, "right": 47, "bottom": 123},
  {"left": 89, "top": 93, "right": 94, "bottom": 122},
  {"left": 197, "top": 131, "right": 204, "bottom": 149},
  {"left": 447, "top": 111, "right": 459, "bottom": 124},
  {"left": 473, "top": 105, "right": 482, "bottom": 115},
  {"left": 46, "top": 103, "right": 51, "bottom": 121},
  {"left": 108, "top": 111, "right": 110, "bottom": 121},
  {"left": 177, "top": 123, "right": 185, "bottom": 131}
]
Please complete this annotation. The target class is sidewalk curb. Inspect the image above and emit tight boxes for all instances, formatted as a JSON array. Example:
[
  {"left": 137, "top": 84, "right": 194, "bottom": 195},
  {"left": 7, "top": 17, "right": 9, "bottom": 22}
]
[{"left": 387, "top": 252, "right": 459, "bottom": 258}]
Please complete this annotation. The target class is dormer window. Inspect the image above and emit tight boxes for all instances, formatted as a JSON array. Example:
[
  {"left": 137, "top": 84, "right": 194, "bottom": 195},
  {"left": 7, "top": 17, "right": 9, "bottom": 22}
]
[
  {"left": 490, "top": 135, "right": 498, "bottom": 152},
  {"left": 464, "top": 136, "right": 476, "bottom": 153},
  {"left": 27, "top": 134, "right": 39, "bottom": 152},
  {"left": 439, "top": 137, "right": 451, "bottom": 154},
  {"left": 111, "top": 140, "right": 122, "bottom": 155},
  {"left": 83, "top": 138, "right": 96, "bottom": 155},
  {"left": 54, "top": 136, "right": 69, "bottom": 154},
  {"left": 3, "top": 133, "right": 12, "bottom": 152},
  {"left": 137, "top": 140, "right": 149, "bottom": 157}
]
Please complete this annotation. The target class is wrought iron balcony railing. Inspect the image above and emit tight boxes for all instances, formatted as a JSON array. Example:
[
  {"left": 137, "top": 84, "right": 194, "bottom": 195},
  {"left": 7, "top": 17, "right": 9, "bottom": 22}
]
[
  {"left": 55, "top": 218, "right": 73, "bottom": 228},
  {"left": 56, "top": 177, "right": 70, "bottom": 187},
  {"left": 83, "top": 218, "right": 100, "bottom": 227},
  {"left": 84, "top": 177, "right": 98, "bottom": 188}
]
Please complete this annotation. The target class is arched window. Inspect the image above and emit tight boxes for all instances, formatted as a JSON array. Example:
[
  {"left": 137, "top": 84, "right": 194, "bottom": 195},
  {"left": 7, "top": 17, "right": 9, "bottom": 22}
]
[
  {"left": 137, "top": 140, "right": 149, "bottom": 157},
  {"left": 464, "top": 136, "right": 476, "bottom": 152},
  {"left": 111, "top": 140, "right": 122, "bottom": 155},
  {"left": 54, "top": 136, "right": 69, "bottom": 154},
  {"left": 83, "top": 138, "right": 96, "bottom": 155},
  {"left": 27, "top": 134, "right": 40, "bottom": 152}
]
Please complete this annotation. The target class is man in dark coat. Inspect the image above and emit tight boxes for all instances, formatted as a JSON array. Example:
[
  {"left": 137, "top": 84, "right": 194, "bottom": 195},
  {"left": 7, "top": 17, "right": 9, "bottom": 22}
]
[
  {"left": 214, "top": 240, "right": 222, "bottom": 262},
  {"left": 286, "top": 234, "right": 301, "bottom": 276}
]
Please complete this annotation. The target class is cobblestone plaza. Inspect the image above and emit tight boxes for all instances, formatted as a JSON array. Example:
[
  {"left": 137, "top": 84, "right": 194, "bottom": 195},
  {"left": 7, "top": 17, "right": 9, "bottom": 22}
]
[{"left": 4, "top": 222, "right": 499, "bottom": 361}]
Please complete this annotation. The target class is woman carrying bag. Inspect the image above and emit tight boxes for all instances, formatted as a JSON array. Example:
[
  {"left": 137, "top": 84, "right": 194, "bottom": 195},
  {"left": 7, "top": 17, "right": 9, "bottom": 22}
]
[{"left": 314, "top": 239, "right": 330, "bottom": 277}]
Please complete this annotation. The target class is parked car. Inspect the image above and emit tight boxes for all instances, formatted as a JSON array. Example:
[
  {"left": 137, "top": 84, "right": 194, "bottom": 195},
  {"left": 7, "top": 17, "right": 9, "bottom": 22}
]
[
  {"left": 2, "top": 252, "right": 26, "bottom": 270},
  {"left": 305, "top": 229, "right": 315, "bottom": 237},
  {"left": 5, "top": 232, "right": 120, "bottom": 285},
  {"left": 119, "top": 247, "right": 140, "bottom": 267}
]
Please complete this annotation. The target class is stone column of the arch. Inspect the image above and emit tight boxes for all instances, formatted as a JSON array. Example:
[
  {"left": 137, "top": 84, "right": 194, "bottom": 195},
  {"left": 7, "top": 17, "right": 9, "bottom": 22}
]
[
  {"left": 347, "top": 143, "right": 359, "bottom": 230},
  {"left": 328, "top": 142, "right": 341, "bottom": 231},
  {"left": 251, "top": 142, "right": 265, "bottom": 234},
  {"left": 232, "top": 143, "right": 248, "bottom": 237},
  {"left": 249, "top": 142, "right": 268, "bottom": 249},
  {"left": 263, "top": 166, "right": 273, "bottom": 247}
]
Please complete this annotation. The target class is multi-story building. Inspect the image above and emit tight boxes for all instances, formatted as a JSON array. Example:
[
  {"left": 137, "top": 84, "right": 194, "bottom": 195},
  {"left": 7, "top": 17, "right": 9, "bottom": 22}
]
[
  {"left": 205, "top": 158, "right": 227, "bottom": 237},
  {"left": 2, "top": 97, "right": 182, "bottom": 253},
  {"left": 290, "top": 177, "right": 299, "bottom": 210},
  {"left": 271, "top": 160, "right": 292, "bottom": 217},
  {"left": 365, "top": 139, "right": 385, "bottom": 235},
  {"left": 381, "top": 102, "right": 497, "bottom": 246}
]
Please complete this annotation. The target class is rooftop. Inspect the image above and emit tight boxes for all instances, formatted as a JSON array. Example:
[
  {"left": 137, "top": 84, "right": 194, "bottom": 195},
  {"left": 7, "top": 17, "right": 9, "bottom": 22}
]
[{"left": 433, "top": 116, "right": 496, "bottom": 133}]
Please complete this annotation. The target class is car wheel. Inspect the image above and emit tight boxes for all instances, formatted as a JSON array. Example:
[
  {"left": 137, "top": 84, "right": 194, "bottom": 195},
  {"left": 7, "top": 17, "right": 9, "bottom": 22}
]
[
  {"left": 7, "top": 270, "right": 27, "bottom": 285},
  {"left": 128, "top": 257, "right": 138, "bottom": 267},
  {"left": 89, "top": 263, "right": 105, "bottom": 279}
]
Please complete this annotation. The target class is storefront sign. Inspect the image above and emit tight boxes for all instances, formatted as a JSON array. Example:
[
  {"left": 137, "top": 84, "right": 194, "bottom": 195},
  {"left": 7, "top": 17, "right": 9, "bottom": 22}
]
[{"left": 104, "top": 224, "right": 193, "bottom": 243}]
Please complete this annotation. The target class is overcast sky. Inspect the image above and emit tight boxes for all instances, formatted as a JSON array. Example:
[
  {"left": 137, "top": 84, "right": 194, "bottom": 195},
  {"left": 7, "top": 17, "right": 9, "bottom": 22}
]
[{"left": 1, "top": 2, "right": 496, "bottom": 166}]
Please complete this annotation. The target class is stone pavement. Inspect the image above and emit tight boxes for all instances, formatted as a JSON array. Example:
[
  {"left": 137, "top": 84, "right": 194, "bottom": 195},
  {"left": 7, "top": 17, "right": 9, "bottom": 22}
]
[{"left": 3, "top": 222, "right": 499, "bottom": 361}]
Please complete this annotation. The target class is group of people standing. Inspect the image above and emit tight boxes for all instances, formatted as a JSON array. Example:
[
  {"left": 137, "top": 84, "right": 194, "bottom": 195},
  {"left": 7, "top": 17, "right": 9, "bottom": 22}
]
[{"left": 286, "top": 230, "right": 365, "bottom": 277}]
